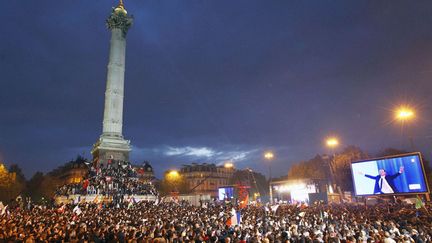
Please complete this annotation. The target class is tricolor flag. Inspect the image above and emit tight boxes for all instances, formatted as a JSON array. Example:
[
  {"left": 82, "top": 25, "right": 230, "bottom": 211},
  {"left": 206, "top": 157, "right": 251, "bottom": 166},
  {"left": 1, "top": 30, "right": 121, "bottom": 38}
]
[{"left": 226, "top": 208, "right": 241, "bottom": 226}]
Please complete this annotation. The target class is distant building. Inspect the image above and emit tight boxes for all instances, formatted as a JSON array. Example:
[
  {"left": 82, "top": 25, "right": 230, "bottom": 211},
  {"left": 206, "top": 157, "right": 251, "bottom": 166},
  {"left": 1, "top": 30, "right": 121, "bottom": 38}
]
[
  {"left": 180, "top": 163, "right": 235, "bottom": 197},
  {"left": 50, "top": 159, "right": 89, "bottom": 184}
]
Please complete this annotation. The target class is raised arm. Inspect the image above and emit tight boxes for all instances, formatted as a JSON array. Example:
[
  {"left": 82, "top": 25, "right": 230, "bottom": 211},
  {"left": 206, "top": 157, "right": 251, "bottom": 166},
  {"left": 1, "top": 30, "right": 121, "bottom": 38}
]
[
  {"left": 357, "top": 171, "right": 377, "bottom": 179},
  {"left": 388, "top": 166, "right": 404, "bottom": 179}
]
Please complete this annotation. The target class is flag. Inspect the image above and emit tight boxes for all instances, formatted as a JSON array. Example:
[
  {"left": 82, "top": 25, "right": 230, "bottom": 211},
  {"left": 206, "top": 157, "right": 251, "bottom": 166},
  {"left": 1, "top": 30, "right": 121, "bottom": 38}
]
[
  {"left": 93, "top": 195, "right": 99, "bottom": 204},
  {"left": 271, "top": 205, "right": 279, "bottom": 212},
  {"left": 82, "top": 179, "right": 89, "bottom": 190},
  {"left": 227, "top": 208, "right": 241, "bottom": 226},
  {"left": 239, "top": 194, "right": 249, "bottom": 209},
  {"left": 1, "top": 205, "right": 8, "bottom": 215},
  {"left": 154, "top": 197, "right": 159, "bottom": 206},
  {"left": 298, "top": 212, "right": 306, "bottom": 218},
  {"left": 73, "top": 205, "right": 82, "bottom": 216}
]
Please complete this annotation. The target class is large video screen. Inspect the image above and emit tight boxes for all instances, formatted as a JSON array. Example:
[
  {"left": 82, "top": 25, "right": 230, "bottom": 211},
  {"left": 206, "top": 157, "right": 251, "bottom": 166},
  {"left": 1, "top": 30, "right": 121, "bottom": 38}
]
[
  {"left": 218, "top": 187, "right": 234, "bottom": 200},
  {"left": 351, "top": 153, "right": 429, "bottom": 196}
]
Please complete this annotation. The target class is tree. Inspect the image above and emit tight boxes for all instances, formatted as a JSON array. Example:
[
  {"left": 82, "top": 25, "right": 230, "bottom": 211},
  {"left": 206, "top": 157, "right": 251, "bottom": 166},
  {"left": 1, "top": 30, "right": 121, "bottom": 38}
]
[
  {"left": 7, "top": 164, "right": 26, "bottom": 199},
  {"left": 25, "top": 172, "right": 45, "bottom": 200},
  {"left": 331, "top": 146, "right": 368, "bottom": 191},
  {"left": 38, "top": 175, "right": 61, "bottom": 199},
  {"left": 229, "top": 169, "right": 269, "bottom": 198},
  {"left": 287, "top": 146, "right": 368, "bottom": 192},
  {"left": 0, "top": 163, "right": 21, "bottom": 202},
  {"left": 8, "top": 164, "right": 26, "bottom": 182},
  {"left": 288, "top": 155, "right": 327, "bottom": 180}
]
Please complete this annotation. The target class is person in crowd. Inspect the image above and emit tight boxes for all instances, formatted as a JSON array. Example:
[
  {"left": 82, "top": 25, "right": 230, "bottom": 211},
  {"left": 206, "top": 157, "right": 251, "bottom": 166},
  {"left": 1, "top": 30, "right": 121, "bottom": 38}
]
[
  {"left": 54, "top": 160, "right": 158, "bottom": 197},
  {"left": 0, "top": 199, "right": 431, "bottom": 242}
]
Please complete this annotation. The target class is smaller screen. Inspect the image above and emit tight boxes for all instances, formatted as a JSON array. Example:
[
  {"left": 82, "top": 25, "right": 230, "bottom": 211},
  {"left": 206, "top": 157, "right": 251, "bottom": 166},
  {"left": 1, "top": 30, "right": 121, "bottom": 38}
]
[
  {"left": 351, "top": 153, "right": 428, "bottom": 196},
  {"left": 218, "top": 187, "right": 234, "bottom": 200}
]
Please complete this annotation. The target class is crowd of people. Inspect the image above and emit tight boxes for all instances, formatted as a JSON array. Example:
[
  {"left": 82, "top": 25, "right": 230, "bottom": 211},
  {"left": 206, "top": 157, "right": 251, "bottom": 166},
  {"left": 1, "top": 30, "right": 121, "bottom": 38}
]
[
  {"left": 0, "top": 199, "right": 431, "bottom": 242},
  {"left": 55, "top": 160, "right": 158, "bottom": 197}
]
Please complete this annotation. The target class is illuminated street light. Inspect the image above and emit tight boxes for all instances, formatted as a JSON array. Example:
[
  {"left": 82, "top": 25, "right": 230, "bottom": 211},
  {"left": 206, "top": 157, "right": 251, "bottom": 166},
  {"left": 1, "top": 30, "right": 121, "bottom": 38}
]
[
  {"left": 264, "top": 151, "right": 275, "bottom": 203},
  {"left": 324, "top": 136, "right": 340, "bottom": 201},
  {"left": 167, "top": 170, "right": 179, "bottom": 178},
  {"left": 165, "top": 169, "right": 181, "bottom": 194},
  {"left": 326, "top": 137, "right": 339, "bottom": 148},
  {"left": 395, "top": 106, "right": 415, "bottom": 121},
  {"left": 394, "top": 105, "right": 416, "bottom": 151},
  {"left": 224, "top": 162, "right": 234, "bottom": 168},
  {"left": 264, "top": 152, "right": 274, "bottom": 160}
]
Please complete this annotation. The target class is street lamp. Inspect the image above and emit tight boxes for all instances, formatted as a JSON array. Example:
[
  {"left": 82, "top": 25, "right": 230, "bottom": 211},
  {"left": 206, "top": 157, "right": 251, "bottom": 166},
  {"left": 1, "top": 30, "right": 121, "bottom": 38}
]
[
  {"left": 326, "top": 137, "right": 339, "bottom": 148},
  {"left": 395, "top": 106, "right": 415, "bottom": 121},
  {"left": 166, "top": 170, "right": 180, "bottom": 193},
  {"left": 224, "top": 162, "right": 234, "bottom": 169},
  {"left": 167, "top": 170, "right": 179, "bottom": 178},
  {"left": 325, "top": 137, "right": 339, "bottom": 198},
  {"left": 264, "top": 151, "right": 274, "bottom": 203},
  {"left": 394, "top": 105, "right": 415, "bottom": 150},
  {"left": 264, "top": 152, "right": 274, "bottom": 160}
]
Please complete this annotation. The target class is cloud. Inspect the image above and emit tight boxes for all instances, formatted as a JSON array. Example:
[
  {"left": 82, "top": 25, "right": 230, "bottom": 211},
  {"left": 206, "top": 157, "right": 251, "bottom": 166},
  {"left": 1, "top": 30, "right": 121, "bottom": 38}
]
[
  {"left": 164, "top": 146, "right": 215, "bottom": 157},
  {"left": 132, "top": 145, "right": 258, "bottom": 164}
]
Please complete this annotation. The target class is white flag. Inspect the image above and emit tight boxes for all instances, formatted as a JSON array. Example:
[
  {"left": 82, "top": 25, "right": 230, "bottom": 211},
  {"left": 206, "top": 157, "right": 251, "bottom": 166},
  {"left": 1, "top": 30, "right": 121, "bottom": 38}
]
[
  {"left": 73, "top": 205, "right": 82, "bottom": 216},
  {"left": 271, "top": 205, "right": 279, "bottom": 212},
  {"left": 1, "top": 205, "right": 8, "bottom": 215}
]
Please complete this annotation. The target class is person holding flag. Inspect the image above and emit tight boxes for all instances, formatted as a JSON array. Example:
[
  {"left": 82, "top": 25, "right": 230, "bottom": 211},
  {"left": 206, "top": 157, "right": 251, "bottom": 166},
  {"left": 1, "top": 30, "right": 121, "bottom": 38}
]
[{"left": 226, "top": 207, "right": 241, "bottom": 227}]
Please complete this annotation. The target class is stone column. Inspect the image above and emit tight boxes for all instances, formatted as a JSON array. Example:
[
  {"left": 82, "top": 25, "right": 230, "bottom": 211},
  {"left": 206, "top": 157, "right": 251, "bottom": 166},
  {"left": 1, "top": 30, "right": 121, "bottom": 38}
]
[{"left": 92, "top": 5, "right": 133, "bottom": 164}]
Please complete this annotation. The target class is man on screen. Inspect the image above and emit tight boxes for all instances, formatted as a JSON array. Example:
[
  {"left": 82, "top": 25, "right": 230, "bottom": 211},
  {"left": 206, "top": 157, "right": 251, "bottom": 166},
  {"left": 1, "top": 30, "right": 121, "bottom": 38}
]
[{"left": 359, "top": 166, "right": 404, "bottom": 194}]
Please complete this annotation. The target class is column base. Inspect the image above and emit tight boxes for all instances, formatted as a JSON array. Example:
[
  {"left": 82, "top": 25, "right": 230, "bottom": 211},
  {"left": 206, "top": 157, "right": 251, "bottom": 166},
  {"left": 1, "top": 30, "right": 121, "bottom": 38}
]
[{"left": 91, "top": 134, "right": 131, "bottom": 165}]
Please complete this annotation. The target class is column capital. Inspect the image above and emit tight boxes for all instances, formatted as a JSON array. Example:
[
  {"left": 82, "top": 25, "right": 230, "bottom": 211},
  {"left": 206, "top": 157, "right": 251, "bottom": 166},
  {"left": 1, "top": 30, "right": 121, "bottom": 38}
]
[{"left": 106, "top": 10, "right": 133, "bottom": 37}]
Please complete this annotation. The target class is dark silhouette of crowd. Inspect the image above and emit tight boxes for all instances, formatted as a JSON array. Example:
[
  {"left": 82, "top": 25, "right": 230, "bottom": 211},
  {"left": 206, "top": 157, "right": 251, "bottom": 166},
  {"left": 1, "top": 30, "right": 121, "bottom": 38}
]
[
  {"left": 0, "top": 199, "right": 431, "bottom": 242},
  {"left": 55, "top": 160, "right": 158, "bottom": 197}
]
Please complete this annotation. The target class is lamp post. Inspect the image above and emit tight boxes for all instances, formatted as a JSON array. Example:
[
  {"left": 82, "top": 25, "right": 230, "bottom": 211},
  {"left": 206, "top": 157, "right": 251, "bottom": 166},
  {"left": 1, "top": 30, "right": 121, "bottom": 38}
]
[
  {"left": 325, "top": 137, "right": 339, "bottom": 195},
  {"left": 395, "top": 106, "right": 415, "bottom": 151},
  {"left": 264, "top": 151, "right": 274, "bottom": 203},
  {"left": 166, "top": 170, "right": 180, "bottom": 194}
]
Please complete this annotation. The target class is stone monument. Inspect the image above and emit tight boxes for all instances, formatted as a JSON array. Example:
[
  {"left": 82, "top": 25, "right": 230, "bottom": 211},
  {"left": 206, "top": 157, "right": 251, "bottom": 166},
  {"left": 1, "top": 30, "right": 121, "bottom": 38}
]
[{"left": 92, "top": 0, "right": 133, "bottom": 164}]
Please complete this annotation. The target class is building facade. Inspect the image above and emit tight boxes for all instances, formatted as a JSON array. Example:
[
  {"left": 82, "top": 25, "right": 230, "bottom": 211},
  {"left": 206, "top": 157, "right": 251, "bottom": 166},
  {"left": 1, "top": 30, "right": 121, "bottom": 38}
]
[
  {"left": 133, "top": 161, "right": 155, "bottom": 181},
  {"left": 180, "top": 163, "right": 235, "bottom": 197},
  {"left": 51, "top": 160, "right": 89, "bottom": 185}
]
